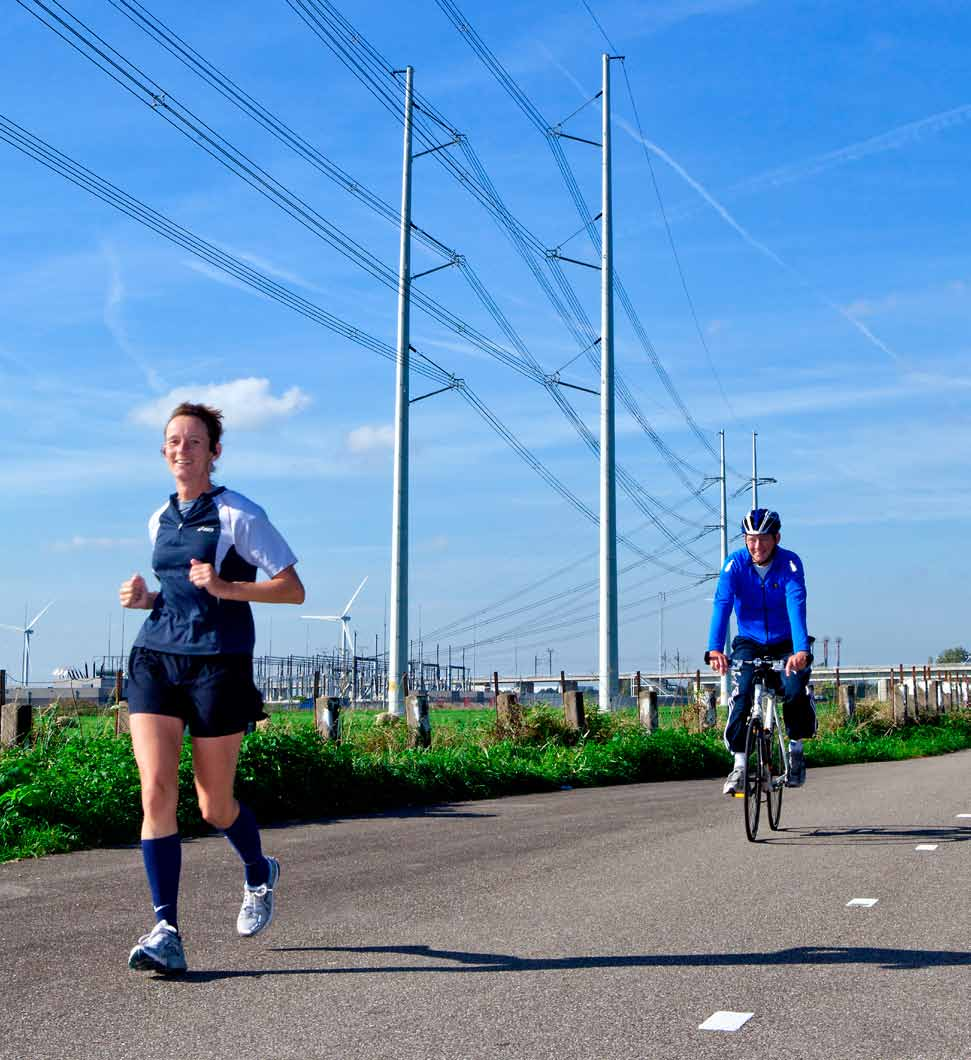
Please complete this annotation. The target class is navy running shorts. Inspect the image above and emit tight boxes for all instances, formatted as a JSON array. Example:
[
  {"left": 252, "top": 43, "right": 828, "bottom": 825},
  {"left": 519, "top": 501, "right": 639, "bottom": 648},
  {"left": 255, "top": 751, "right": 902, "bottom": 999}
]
[{"left": 127, "top": 646, "right": 266, "bottom": 737}]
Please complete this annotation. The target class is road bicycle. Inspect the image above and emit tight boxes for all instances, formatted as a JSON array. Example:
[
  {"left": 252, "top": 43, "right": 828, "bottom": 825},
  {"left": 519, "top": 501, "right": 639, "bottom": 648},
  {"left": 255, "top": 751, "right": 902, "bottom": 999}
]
[{"left": 735, "top": 658, "right": 789, "bottom": 842}]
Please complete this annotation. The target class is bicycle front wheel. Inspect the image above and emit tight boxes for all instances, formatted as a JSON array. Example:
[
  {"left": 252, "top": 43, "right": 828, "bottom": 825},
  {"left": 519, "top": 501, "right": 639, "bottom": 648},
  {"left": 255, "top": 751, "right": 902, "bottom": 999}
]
[
  {"left": 766, "top": 723, "right": 785, "bottom": 830},
  {"left": 743, "top": 717, "right": 762, "bottom": 842}
]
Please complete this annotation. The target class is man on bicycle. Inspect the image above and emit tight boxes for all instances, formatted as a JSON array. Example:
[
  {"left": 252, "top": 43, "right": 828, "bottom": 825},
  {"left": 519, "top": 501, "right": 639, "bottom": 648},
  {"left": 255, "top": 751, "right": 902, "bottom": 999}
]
[{"left": 706, "top": 508, "right": 815, "bottom": 795}]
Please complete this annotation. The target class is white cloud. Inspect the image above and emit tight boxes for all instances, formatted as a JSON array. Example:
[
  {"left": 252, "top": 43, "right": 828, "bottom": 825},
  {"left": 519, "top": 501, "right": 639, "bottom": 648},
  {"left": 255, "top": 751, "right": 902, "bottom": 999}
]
[
  {"left": 346, "top": 423, "right": 394, "bottom": 453},
  {"left": 130, "top": 378, "right": 312, "bottom": 430},
  {"left": 50, "top": 536, "right": 141, "bottom": 553}
]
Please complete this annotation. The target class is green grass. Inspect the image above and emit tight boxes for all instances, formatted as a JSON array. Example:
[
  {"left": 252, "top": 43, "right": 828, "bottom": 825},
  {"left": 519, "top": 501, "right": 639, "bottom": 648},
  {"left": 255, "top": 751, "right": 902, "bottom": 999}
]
[{"left": 2, "top": 700, "right": 970, "bottom": 863}]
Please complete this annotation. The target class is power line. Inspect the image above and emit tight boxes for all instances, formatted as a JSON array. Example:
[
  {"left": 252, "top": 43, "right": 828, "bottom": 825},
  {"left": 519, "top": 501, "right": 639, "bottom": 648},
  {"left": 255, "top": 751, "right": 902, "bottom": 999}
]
[
  {"left": 0, "top": 112, "right": 711, "bottom": 584},
  {"left": 22, "top": 0, "right": 716, "bottom": 550},
  {"left": 280, "top": 0, "right": 719, "bottom": 503},
  {"left": 576, "top": 0, "right": 736, "bottom": 422},
  {"left": 435, "top": 0, "right": 724, "bottom": 465}
]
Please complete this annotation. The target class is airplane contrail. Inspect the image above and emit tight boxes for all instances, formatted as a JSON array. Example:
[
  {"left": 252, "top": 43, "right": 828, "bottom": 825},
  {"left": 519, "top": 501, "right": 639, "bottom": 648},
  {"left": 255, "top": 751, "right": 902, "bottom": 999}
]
[
  {"left": 732, "top": 103, "right": 971, "bottom": 197},
  {"left": 619, "top": 118, "right": 902, "bottom": 363}
]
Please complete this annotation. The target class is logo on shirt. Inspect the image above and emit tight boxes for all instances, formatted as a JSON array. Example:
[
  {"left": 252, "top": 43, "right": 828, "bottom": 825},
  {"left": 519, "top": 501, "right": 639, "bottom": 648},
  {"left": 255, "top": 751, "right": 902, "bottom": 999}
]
[
  {"left": 197, "top": 527, "right": 216, "bottom": 533},
  {"left": 789, "top": 560, "right": 797, "bottom": 572}
]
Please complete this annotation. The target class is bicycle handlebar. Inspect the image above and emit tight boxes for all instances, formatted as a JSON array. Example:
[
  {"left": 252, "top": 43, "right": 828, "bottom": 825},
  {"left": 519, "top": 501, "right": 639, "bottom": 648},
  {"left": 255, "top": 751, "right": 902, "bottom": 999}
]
[{"left": 733, "top": 657, "right": 787, "bottom": 670}]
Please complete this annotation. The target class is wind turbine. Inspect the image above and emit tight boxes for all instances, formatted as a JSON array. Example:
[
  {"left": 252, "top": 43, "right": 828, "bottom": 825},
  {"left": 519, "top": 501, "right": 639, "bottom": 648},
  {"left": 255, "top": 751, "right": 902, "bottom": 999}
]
[
  {"left": 302, "top": 578, "right": 368, "bottom": 658},
  {"left": 0, "top": 601, "right": 56, "bottom": 686}
]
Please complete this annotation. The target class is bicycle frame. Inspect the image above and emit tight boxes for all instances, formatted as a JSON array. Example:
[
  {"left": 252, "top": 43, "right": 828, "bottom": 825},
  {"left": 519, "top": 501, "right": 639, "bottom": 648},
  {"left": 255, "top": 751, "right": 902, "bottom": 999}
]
[
  {"left": 738, "top": 657, "right": 789, "bottom": 840},
  {"left": 752, "top": 679, "right": 788, "bottom": 791}
]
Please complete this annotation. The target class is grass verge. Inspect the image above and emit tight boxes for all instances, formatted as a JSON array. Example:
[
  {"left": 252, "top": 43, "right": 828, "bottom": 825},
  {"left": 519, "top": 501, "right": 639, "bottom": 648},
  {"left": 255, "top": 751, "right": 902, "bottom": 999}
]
[{"left": 2, "top": 704, "right": 970, "bottom": 863}]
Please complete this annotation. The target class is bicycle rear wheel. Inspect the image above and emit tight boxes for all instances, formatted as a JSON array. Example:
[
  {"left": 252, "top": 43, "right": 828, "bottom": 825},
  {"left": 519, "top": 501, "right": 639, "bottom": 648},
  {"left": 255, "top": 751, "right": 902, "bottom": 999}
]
[
  {"left": 766, "top": 723, "right": 785, "bottom": 830},
  {"left": 743, "top": 717, "right": 762, "bottom": 842}
]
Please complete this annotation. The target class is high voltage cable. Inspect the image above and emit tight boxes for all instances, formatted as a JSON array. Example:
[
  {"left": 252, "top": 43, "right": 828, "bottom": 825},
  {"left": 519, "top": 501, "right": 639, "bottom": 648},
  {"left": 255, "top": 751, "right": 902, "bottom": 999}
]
[
  {"left": 0, "top": 111, "right": 712, "bottom": 582},
  {"left": 422, "top": 534, "right": 712, "bottom": 644},
  {"left": 451, "top": 582, "right": 711, "bottom": 654},
  {"left": 16, "top": 0, "right": 544, "bottom": 385},
  {"left": 458, "top": 389, "right": 706, "bottom": 576},
  {"left": 617, "top": 60, "right": 738, "bottom": 424},
  {"left": 104, "top": 0, "right": 457, "bottom": 263},
  {"left": 576, "top": 0, "right": 737, "bottom": 422},
  {"left": 106, "top": 0, "right": 709, "bottom": 534},
  {"left": 16, "top": 0, "right": 720, "bottom": 649},
  {"left": 434, "top": 0, "right": 725, "bottom": 465},
  {"left": 455, "top": 143, "right": 711, "bottom": 496},
  {"left": 0, "top": 112, "right": 447, "bottom": 379},
  {"left": 296, "top": 0, "right": 715, "bottom": 493},
  {"left": 21, "top": 0, "right": 715, "bottom": 555},
  {"left": 280, "top": 0, "right": 717, "bottom": 504}
]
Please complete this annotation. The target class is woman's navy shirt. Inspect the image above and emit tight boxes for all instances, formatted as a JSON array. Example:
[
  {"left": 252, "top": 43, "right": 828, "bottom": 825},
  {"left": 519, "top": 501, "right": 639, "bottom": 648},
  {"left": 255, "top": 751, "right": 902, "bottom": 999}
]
[{"left": 133, "top": 486, "right": 297, "bottom": 656}]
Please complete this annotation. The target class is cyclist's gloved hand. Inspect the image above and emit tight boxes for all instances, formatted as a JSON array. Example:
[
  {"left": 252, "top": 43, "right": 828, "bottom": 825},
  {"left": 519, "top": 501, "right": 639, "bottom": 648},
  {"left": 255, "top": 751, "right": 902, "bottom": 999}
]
[
  {"left": 706, "top": 650, "right": 730, "bottom": 675},
  {"left": 785, "top": 651, "right": 811, "bottom": 676}
]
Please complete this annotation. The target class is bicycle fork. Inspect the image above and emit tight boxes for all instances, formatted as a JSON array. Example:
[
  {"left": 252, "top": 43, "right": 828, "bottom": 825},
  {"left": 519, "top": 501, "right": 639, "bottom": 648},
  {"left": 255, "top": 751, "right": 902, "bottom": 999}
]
[{"left": 751, "top": 685, "right": 786, "bottom": 793}]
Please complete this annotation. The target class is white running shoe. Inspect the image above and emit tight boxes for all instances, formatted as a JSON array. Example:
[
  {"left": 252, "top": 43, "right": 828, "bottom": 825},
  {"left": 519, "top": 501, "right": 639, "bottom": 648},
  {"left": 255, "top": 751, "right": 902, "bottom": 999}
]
[
  {"left": 237, "top": 856, "right": 280, "bottom": 937},
  {"left": 723, "top": 767, "right": 745, "bottom": 796},
  {"left": 128, "top": 919, "right": 187, "bottom": 975}
]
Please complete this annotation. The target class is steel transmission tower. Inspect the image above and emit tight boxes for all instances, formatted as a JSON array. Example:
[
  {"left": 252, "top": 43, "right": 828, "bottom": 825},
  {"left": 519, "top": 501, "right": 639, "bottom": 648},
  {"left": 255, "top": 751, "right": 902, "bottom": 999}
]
[
  {"left": 599, "top": 53, "right": 620, "bottom": 712},
  {"left": 387, "top": 66, "right": 414, "bottom": 717}
]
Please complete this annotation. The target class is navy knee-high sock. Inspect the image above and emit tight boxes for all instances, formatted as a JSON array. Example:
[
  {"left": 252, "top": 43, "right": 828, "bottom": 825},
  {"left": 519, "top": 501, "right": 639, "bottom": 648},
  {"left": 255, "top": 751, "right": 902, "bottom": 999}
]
[
  {"left": 221, "top": 803, "right": 268, "bottom": 887},
  {"left": 141, "top": 833, "right": 181, "bottom": 930}
]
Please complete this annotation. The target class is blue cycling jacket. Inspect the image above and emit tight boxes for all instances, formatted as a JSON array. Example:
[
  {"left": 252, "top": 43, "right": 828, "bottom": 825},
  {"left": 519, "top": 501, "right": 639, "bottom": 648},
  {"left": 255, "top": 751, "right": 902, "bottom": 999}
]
[{"left": 707, "top": 545, "right": 810, "bottom": 654}]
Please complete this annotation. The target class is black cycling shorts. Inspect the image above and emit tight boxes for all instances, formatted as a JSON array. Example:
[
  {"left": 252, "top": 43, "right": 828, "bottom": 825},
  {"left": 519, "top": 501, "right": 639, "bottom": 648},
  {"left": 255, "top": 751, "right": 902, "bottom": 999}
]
[{"left": 127, "top": 646, "right": 266, "bottom": 737}]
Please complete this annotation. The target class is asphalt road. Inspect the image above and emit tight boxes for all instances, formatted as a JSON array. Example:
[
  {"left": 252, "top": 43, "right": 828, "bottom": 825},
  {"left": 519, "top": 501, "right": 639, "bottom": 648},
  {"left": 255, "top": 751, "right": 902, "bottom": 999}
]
[{"left": 2, "top": 751, "right": 971, "bottom": 1060}]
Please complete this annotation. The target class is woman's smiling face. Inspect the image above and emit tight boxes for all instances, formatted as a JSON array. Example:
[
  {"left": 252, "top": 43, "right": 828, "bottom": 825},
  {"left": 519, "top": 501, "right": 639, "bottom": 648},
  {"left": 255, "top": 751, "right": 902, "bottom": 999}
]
[{"left": 162, "top": 414, "right": 220, "bottom": 495}]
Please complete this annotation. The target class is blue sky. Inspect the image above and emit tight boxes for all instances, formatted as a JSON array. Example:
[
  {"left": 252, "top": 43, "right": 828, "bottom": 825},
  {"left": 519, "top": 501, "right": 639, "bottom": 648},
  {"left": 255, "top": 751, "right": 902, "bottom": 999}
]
[{"left": 1, "top": 0, "right": 968, "bottom": 685}]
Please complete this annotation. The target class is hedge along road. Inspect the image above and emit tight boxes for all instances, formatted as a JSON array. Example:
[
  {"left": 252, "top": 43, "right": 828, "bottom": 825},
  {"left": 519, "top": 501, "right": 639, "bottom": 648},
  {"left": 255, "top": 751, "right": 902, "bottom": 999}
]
[{"left": 2, "top": 751, "right": 970, "bottom": 1060}]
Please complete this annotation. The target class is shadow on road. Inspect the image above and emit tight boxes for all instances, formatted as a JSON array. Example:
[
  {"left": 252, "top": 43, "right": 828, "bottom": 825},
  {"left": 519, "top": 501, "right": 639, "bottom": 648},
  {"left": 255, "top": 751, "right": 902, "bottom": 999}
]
[
  {"left": 161, "top": 943, "right": 971, "bottom": 983},
  {"left": 762, "top": 824, "right": 971, "bottom": 846}
]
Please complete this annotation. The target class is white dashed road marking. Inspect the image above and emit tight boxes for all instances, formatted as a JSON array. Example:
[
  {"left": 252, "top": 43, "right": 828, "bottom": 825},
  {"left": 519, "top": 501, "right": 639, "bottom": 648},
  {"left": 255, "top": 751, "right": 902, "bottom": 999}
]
[
  {"left": 699, "top": 1012, "right": 754, "bottom": 1032},
  {"left": 915, "top": 844, "right": 939, "bottom": 851},
  {"left": 846, "top": 898, "right": 878, "bottom": 907}
]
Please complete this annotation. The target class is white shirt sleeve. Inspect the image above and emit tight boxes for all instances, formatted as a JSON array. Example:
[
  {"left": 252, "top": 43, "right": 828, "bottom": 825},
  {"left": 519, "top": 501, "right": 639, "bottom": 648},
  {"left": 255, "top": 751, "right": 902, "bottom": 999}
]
[{"left": 217, "top": 490, "right": 298, "bottom": 577}]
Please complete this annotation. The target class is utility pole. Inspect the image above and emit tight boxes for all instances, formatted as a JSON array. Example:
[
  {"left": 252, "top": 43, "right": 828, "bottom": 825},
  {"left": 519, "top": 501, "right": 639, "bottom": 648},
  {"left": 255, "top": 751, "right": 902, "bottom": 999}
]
[
  {"left": 548, "top": 648, "right": 554, "bottom": 676},
  {"left": 719, "top": 431, "right": 730, "bottom": 708},
  {"left": 657, "top": 591, "right": 665, "bottom": 676},
  {"left": 387, "top": 66, "right": 413, "bottom": 717},
  {"left": 751, "top": 430, "right": 759, "bottom": 509},
  {"left": 598, "top": 51, "right": 619, "bottom": 713},
  {"left": 749, "top": 431, "right": 776, "bottom": 511}
]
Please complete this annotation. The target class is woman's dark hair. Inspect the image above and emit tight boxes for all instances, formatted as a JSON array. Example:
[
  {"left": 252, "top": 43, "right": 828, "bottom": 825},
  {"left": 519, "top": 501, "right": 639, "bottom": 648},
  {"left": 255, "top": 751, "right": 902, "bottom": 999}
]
[{"left": 166, "top": 402, "right": 224, "bottom": 452}]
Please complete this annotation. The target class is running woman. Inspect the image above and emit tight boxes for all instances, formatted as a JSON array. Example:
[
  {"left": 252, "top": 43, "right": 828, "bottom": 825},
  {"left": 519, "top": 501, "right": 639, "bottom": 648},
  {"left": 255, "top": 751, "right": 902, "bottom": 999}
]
[
  {"left": 706, "top": 508, "right": 815, "bottom": 796},
  {"left": 120, "top": 401, "right": 304, "bottom": 975}
]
